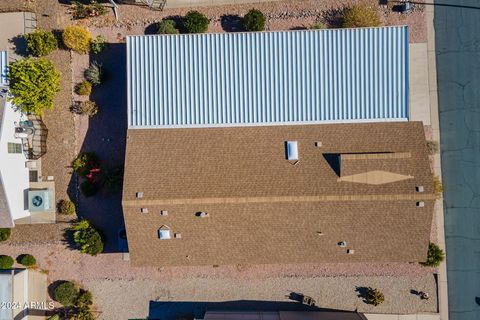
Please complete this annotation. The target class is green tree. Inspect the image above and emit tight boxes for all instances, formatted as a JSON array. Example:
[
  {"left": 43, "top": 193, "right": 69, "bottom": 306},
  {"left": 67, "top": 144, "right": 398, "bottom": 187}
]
[
  {"left": 157, "top": 20, "right": 180, "bottom": 35},
  {"left": 8, "top": 58, "right": 60, "bottom": 115},
  {"left": 342, "top": 5, "right": 381, "bottom": 28},
  {"left": 72, "top": 220, "right": 104, "bottom": 256},
  {"left": 184, "top": 11, "right": 209, "bottom": 33},
  {"left": 0, "top": 255, "right": 14, "bottom": 269},
  {"left": 24, "top": 30, "right": 58, "bottom": 57},
  {"left": 244, "top": 9, "right": 266, "bottom": 31},
  {"left": 422, "top": 242, "right": 445, "bottom": 267},
  {"left": 0, "top": 228, "right": 11, "bottom": 242},
  {"left": 54, "top": 281, "right": 79, "bottom": 306}
]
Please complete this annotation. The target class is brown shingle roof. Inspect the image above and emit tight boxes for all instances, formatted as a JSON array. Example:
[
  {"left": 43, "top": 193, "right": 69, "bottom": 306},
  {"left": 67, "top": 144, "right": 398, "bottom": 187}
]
[{"left": 122, "top": 122, "right": 434, "bottom": 266}]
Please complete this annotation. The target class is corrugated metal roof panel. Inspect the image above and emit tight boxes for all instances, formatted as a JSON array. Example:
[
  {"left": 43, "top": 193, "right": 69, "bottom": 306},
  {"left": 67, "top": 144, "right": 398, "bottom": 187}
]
[
  {"left": 127, "top": 27, "right": 409, "bottom": 129},
  {"left": 0, "top": 51, "right": 7, "bottom": 86}
]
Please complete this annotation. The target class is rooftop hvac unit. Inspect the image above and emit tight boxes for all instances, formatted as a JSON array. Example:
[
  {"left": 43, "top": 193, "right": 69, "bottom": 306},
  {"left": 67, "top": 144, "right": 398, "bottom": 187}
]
[{"left": 28, "top": 189, "right": 53, "bottom": 212}]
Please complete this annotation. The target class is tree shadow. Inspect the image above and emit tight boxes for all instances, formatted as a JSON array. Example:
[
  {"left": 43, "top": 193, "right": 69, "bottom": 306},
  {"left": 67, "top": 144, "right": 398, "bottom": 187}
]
[
  {"left": 144, "top": 22, "right": 158, "bottom": 35},
  {"left": 355, "top": 286, "right": 369, "bottom": 304},
  {"left": 322, "top": 7, "right": 345, "bottom": 28},
  {"left": 67, "top": 43, "right": 127, "bottom": 253},
  {"left": 9, "top": 35, "right": 27, "bottom": 57},
  {"left": 221, "top": 15, "right": 244, "bottom": 32},
  {"left": 290, "top": 26, "right": 308, "bottom": 30}
]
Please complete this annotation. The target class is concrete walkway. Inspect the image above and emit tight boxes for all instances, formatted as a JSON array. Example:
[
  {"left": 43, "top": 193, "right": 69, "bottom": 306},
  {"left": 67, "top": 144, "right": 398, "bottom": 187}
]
[{"left": 366, "top": 314, "right": 440, "bottom": 320}]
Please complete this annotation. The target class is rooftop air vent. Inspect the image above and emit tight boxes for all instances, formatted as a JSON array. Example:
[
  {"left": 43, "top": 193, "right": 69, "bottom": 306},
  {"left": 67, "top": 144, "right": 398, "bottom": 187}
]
[
  {"left": 347, "top": 249, "right": 355, "bottom": 254},
  {"left": 141, "top": 208, "right": 149, "bottom": 213},
  {"left": 416, "top": 186, "right": 424, "bottom": 192},
  {"left": 174, "top": 233, "right": 182, "bottom": 239},
  {"left": 285, "top": 141, "right": 299, "bottom": 163},
  {"left": 315, "top": 141, "right": 322, "bottom": 147},
  {"left": 338, "top": 241, "right": 347, "bottom": 247},
  {"left": 196, "top": 211, "right": 209, "bottom": 218},
  {"left": 160, "top": 210, "right": 168, "bottom": 216},
  {"left": 136, "top": 192, "right": 144, "bottom": 198},
  {"left": 416, "top": 201, "right": 425, "bottom": 207}
]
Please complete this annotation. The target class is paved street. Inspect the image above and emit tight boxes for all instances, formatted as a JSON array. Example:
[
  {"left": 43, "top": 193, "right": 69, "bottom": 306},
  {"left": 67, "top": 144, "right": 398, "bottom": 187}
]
[{"left": 435, "top": 1, "right": 480, "bottom": 320}]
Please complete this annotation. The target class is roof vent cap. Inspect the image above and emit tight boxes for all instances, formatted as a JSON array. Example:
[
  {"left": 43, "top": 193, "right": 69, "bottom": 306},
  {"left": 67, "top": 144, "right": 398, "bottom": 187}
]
[
  {"left": 347, "top": 249, "right": 355, "bottom": 254},
  {"left": 416, "top": 186, "right": 424, "bottom": 192},
  {"left": 416, "top": 201, "right": 425, "bottom": 207},
  {"left": 160, "top": 210, "right": 168, "bottom": 216},
  {"left": 196, "top": 211, "right": 209, "bottom": 218},
  {"left": 141, "top": 207, "right": 149, "bottom": 213},
  {"left": 338, "top": 241, "right": 347, "bottom": 247},
  {"left": 174, "top": 233, "right": 182, "bottom": 239},
  {"left": 158, "top": 226, "right": 171, "bottom": 240},
  {"left": 136, "top": 192, "right": 144, "bottom": 198}
]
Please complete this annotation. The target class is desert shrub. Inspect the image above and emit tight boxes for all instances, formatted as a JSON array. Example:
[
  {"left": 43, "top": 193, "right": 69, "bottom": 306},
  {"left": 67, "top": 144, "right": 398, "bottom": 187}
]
[
  {"left": 76, "top": 306, "right": 95, "bottom": 320},
  {"left": 433, "top": 175, "right": 443, "bottom": 198},
  {"left": 54, "top": 281, "right": 79, "bottom": 306},
  {"left": 426, "top": 140, "right": 439, "bottom": 155},
  {"left": 311, "top": 21, "right": 327, "bottom": 29},
  {"left": 84, "top": 61, "right": 103, "bottom": 86},
  {"left": 18, "top": 254, "right": 37, "bottom": 267},
  {"left": 342, "top": 5, "right": 381, "bottom": 28},
  {"left": 103, "top": 167, "right": 123, "bottom": 194},
  {"left": 80, "top": 180, "right": 98, "bottom": 197},
  {"left": 90, "top": 35, "right": 108, "bottom": 54},
  {"left": 72, "top": 1, "right": 106, "bottom": 20},
  {"left": 8, "top": 58, "right": 60, "bottom": 115},
  {"left": 0, "top": 255, "right": 14, "bottom": 269},
  {"left": 74, "top": 101, "right": 99, "bottom": 117},
  {"left": 244, "top": 9, "right": 266, "bottom": 31},
  {"left": 63, "top": 25, "right": 91, "bottom": 54},
  {"left": 422, "top": 242, "right": 445, "bottom": 267},
  {"left": 75, "top": 80, "right": 92, "bottom": 96},
  {"left": 76, "top": 289, "right": 93, "bottom": 308},
  {"left": 25, "top": 29, "right": 58, "bottom": 57},
  {"left": 0, "top": 228, "right": 11, "bottom": 242},
  {"left": 184, "top": 11, "right": 209, "bottom": 33},
  {"left": 72, "top": 220, "right": 104, "bottom": 255},
  {"left": 366, "top": 287, "right": 384, "bottom": 306},
  {"left": 157, "top": 19, "right": 180, "bottom": 35},
  {"left": 72, "top": 152, "right": 99, "bottom": 177},
  {"left": 47, "top": 315, "right": 60, "bottom": 320},
  {"left": 59, "top": 199, "right": 76, "bottom": 215}
]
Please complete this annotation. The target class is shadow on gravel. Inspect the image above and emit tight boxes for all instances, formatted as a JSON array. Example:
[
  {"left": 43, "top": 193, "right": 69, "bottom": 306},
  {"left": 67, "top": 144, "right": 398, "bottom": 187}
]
[
  {"left": 148, "top": 300, "right": 358, "bottom": 320},
  {"left": 67, "top": 43, "right": 127, "bottom": 253},
  {"left": 221, "top": 14, "right": 244, "bottom": 32}
]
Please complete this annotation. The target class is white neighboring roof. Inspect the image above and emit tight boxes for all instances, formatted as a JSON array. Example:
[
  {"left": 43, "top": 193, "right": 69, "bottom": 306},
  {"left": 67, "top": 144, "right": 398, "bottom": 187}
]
[
  {"left": 0, "top": 97, "right": 30, "bottom": 227},
  {"left": 127, "top": 26, "right": 409, "bottom": 129},
  {"left": 0, "top": 51, "right": 7, "bottom": 86}
]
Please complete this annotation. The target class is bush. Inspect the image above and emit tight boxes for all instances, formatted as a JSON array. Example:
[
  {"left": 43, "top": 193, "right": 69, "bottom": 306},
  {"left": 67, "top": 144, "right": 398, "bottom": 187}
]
[
  {"left": 76, "top": 289, "right": 93, "bottom": 308},
  {"left": 25, "top": 30, "right": 58, "bottom": 57},
  {"left": 84, "top": 61, "right": 103, "bottom": 86},
  {"left": 0, "top": 255, "right": 14, "bottom": 269},
  {"left": 184, "top": 11, "right": 209, "bottom": 33},
  {"left": 8, "top": 58, "right": 60, "bottom": 115},
  {"left": 422, "top": 242, "right": 445, "bottom": 267},
  {"left": 54, "top": 281, "right": 79, "bottom": 306},
  {"left": 426, "top": 140, "right": 439, "bottom": 155},
  {"left": 47, "top": 315, "right": 60, "bottom": 320},
  {"left": 311, "top": 21, "right": 327, "bottom": 29},
  {"left": 75, "top": 80, "right": 92, "bottom": 96},
  {"left": 366, "top": 287, "right": 384, "bottom": 306},
  {"left": 80, "top": 180, "right": 98, "bottom": 198},
  {"left": 0, "top": 228, "right": 11, "bottom": 242},
  {"left": 74, "top": 101, "right": 99, "bottom": 117},
  {"left": 63, "top": 25, "right": 91, "bottom": 54},
  {"left": 18, "top": 254, "right": 36, "bottom": 267},
  {"left": 433, "top": 175, "right": 443, "bottom": 199},
  {"left": 59, "top": 199, "right": 76, "bottom": 215},
  {"left": 72, "top": 152, "right": 99, "bottom": 177},
  {"left": 72, "top": 1, "right": 107, "bottom": 20},
  {"left": 342, "top": 5, "right": 381, "bottom": 28},
  {"left": 157, "top": 19, "right": 180, "bottom": 35},
  {"left": 72, "top": 220, "right": 104, "bottom": 255},
  {"left": 244, "top": 9, "right": 266, "bottom": 32},
  {"left": 90, "top": 35, "right": 108, "bottom": 54}
]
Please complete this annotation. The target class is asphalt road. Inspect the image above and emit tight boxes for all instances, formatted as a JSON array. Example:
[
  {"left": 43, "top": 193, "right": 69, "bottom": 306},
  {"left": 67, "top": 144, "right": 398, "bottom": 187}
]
[{"left": 435, "top": 1, "right": 480, "bottom": 319}]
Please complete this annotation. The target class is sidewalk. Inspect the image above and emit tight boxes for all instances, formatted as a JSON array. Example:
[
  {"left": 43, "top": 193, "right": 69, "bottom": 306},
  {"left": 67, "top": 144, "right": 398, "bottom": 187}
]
[{"left": 366, "top": 314, "right": 440, "bottom": 320}]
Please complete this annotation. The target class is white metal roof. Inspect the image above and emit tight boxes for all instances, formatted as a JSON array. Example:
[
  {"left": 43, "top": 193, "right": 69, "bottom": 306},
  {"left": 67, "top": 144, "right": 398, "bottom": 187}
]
[
  {"left": 127, "top": 27, "right": 409, "bottom": 129},
  {"left": 0, "top": 51, "right": 7, "bottom": 86}
]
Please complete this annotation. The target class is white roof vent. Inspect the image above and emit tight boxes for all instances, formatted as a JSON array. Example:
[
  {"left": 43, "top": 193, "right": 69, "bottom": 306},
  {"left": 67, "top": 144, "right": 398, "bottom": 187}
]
[
  {"left": 196, "top": 211, "right": 209, "bottom": 218},
  {"left": 141, "top": 207, "right": 148, "bottom": 213},
  {"left": 136, "top": 192, "right": 144, "bottom": 198},
  {"left": 416, "top": 201, "right": 425, "bottom": 207},
  {"left": 285, "top": 141, "right": 299, "bottom": 161},
  {"left": 174, "top": 233, "right": 182, "bottom": 239},
  {"left": 416, "top": 186, "right": 424, "bottom": 192},
  {"left": 347, "top": 249, "right": 355, "bottom": 254},
  {"left": 160, "top": 210, "right": 168, "bottom": 216},
  {"left": 338, "top": 241, "right": 347, "bottom": 247},
  {"left": 315, "top": 141, "right": 322, "bottom": 147},
  {"left": 158, "top": 226, "right": 171, "bottom": 240}
]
